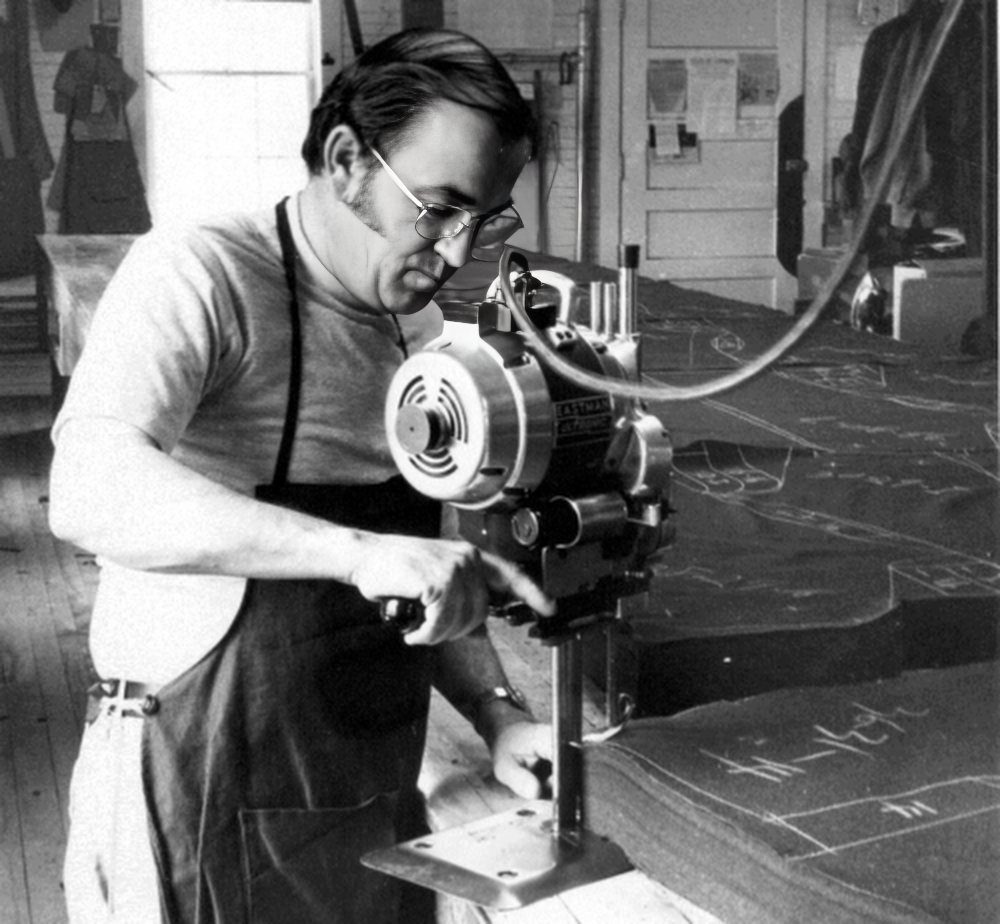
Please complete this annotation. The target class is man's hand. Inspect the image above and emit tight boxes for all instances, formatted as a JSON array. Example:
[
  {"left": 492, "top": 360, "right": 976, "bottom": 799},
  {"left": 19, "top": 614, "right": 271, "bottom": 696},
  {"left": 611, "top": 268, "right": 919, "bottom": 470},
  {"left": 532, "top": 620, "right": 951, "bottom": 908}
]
[
  {"left": 489, "top": 720, "right": 553, "bottom": 800},
  {"left": 350, "top": 534, "right": 554, "bottom": 645}
]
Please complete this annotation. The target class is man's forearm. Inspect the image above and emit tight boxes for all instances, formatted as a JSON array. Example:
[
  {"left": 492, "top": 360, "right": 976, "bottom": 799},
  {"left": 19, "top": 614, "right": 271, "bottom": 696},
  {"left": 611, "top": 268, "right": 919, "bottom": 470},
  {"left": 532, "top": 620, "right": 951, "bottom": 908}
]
[
  {"left": 50, "top": 418, "right": 554, "bottom": 645},
  {"left": 433, "top": 625, "right": 533, "bottom": 744}
]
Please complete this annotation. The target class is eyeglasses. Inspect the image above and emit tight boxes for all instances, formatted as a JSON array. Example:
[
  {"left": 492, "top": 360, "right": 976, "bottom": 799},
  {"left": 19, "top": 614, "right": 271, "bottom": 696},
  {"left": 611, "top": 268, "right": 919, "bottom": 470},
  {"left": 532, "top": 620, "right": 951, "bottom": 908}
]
[{"left": 370, "top": 147, "right": 523, "bottom": 262}]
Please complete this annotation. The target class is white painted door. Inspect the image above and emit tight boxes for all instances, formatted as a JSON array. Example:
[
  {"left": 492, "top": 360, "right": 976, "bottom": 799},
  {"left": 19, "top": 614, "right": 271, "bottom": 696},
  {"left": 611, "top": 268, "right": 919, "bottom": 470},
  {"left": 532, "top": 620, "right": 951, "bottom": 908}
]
[
  {"left": 143, "top": 0, "right": 320, "bottom": 225},
  {"left": 620, "top": 0, "right": 806, "bottom": 310}
]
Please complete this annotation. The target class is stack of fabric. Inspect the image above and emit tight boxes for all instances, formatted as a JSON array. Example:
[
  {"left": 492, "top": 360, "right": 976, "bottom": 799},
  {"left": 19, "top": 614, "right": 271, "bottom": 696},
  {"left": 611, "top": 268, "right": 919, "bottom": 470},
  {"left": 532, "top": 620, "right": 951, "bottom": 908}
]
[{"left": 584, "top": 660, "right": 999, "bottom": 924}]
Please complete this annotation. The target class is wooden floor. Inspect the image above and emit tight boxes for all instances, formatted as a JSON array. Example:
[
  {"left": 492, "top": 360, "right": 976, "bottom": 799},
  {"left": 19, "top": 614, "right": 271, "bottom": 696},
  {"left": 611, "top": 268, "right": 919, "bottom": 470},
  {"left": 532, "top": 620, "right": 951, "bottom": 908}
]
[{"left": 0, "top": 396, "right": 98, "bottom": 924}]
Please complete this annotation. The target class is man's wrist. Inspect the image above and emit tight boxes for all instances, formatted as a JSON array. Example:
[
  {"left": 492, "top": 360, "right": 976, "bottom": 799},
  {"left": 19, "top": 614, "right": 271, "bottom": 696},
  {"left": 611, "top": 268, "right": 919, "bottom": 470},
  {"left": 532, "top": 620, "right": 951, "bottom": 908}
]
[
  {"left": 469, "top": 684, "right": 532, "bottom": 740},
  {"left": 471, "top": 684, "right": 529, "bottom": 718}
]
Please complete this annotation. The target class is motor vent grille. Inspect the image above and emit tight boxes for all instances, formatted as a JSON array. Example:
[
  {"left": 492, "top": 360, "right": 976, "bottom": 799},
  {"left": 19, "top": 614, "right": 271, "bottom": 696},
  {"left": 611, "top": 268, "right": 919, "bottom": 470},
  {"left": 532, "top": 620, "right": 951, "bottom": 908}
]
[{"left": 397, "top": 376, "right": 468, "bottom": 480}]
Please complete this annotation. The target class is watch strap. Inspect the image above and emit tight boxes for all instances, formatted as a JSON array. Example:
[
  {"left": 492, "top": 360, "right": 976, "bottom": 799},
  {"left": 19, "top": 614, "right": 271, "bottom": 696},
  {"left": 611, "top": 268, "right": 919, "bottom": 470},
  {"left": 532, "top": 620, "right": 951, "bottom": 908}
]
[{"left": 469, "top": 684, "right": 529, "bottom": 722}]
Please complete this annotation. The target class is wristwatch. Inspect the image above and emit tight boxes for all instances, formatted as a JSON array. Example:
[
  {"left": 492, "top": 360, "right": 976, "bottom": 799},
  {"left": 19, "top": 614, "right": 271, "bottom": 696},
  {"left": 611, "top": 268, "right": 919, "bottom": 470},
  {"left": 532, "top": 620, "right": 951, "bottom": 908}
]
[{"left": 469, "top": 684, "right": 529, "bottom": 722}]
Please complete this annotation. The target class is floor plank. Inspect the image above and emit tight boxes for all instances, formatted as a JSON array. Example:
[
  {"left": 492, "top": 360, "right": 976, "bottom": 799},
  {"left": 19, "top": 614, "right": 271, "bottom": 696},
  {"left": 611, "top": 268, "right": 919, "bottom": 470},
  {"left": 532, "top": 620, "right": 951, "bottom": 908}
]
[
  {"left": 0, "top": 645, "right": 33, "bottom": 924},
  {"left": 14, "top": 476, "right": 84, "bottom": 824},
  {"left": 0, "top": 475, "right": 70, "bottom": 923},
  {"left": 0, "top": 404, "right": 72, "bottom": 924}
]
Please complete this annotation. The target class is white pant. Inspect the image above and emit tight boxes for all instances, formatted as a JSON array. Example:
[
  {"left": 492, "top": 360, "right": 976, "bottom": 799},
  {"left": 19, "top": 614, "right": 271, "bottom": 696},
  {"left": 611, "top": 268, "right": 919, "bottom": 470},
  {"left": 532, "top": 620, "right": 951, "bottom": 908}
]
[{"left": 64, "top": 705, "right": 161, "bottom": 924}]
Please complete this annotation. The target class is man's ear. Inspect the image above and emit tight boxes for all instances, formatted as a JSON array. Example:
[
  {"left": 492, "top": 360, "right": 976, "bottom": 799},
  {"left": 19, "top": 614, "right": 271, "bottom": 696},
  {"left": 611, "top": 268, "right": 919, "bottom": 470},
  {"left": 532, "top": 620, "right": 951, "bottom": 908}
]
[{"left": 323, "top": 125, "right": 370, "bottom": 202}]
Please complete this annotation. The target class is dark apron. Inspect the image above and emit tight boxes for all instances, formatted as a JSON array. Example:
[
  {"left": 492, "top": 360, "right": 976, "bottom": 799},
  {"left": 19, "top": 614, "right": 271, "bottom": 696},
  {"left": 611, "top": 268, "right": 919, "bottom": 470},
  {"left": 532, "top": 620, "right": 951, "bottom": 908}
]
[{"left": 140, "top": 199, "right": 441, "bottom": 924}]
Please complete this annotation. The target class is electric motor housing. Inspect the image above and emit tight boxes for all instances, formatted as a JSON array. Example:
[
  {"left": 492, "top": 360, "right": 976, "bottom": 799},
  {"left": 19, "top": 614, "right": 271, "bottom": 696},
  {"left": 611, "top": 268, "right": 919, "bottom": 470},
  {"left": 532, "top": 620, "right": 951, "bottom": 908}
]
[
  {"left": 385, "top": 268, "right": 673, "bottom": 607},
  {"left": 386, "top": 319, "right": 656, "bottom": 511}
]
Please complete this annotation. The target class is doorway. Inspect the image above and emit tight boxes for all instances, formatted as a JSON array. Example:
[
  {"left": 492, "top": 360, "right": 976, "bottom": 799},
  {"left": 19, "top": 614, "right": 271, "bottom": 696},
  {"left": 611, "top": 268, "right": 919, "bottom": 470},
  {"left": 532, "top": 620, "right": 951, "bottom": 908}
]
[{"left": 600, "top": 0, "right": 808, "bottom": 311}]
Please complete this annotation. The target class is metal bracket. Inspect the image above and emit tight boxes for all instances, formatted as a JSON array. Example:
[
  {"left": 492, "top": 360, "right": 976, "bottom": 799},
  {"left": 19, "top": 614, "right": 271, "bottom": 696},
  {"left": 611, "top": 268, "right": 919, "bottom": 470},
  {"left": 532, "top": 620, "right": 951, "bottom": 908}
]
[{"left": 362, "top": 800, "right": 629, "bottom": 910}]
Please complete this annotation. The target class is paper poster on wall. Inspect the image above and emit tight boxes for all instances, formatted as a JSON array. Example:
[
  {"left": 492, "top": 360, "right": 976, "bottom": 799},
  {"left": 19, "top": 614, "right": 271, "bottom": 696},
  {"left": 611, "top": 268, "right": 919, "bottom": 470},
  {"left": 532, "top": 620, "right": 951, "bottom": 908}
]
[
  {"left": 457, "top": 0, "right": 553, "bottom": 49},
  {"left": 650, "top": 121, "right": 681, "bottom": 158},
  {"left": 647, "top": 59, "right": 687, "bottom": 119},
  {"left": 738, "top": 53, "right": 779, "bottom": 112},
  {"left": 687, "top": 55, "right": 737, "bottom": 138}
]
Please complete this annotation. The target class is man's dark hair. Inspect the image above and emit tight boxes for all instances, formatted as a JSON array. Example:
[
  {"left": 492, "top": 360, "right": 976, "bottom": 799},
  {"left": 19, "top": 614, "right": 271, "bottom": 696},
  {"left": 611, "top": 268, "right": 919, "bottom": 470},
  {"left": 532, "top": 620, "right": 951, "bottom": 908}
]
[{"left": 301, "top": 28, "right": 536, "bottom": 174}]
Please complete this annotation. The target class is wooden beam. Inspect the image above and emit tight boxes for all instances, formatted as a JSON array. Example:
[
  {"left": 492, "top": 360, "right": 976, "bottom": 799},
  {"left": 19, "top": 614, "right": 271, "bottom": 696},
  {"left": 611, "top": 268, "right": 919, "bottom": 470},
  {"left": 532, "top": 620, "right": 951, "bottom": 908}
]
[{"left": 343, "top": 0, "right": 365, "bottom": 56}]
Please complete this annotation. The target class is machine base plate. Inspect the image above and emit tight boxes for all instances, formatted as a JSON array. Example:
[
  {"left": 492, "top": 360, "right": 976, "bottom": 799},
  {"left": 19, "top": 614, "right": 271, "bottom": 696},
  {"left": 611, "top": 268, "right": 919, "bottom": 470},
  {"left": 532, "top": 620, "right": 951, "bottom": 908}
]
[{"left": 362, "top": 800, "right": 632, "bottom": 910}]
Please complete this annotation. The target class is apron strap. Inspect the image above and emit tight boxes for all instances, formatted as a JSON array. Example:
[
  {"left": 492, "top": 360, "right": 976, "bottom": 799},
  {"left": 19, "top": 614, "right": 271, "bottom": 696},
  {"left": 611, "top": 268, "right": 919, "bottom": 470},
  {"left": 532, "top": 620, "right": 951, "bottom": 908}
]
[{"left": 273, "top": 197, "right": 303, "bottom": 487}]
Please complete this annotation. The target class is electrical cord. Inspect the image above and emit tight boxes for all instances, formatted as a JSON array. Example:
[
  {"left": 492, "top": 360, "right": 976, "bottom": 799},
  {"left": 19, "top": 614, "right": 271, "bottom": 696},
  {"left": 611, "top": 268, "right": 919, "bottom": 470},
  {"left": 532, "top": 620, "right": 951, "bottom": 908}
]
[{"left": 500, "top": 0, "right": 970, "bottom": 403}]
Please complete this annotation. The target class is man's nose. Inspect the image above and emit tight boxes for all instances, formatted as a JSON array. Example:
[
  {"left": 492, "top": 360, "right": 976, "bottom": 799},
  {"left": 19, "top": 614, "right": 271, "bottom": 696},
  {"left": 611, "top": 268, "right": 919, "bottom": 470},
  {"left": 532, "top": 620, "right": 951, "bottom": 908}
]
[{"left": 433, "top": 227, "right": 473, "bottom": 268}]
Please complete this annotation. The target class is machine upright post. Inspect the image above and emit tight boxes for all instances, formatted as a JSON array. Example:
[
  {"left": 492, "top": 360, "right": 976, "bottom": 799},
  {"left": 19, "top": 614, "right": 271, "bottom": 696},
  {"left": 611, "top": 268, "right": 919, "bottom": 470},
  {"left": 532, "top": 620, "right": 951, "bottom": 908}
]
[
  {"left": 603, "top": 599, "right": 634, "bottom": 727},
  {"left": 618, "top": 244, "right": 639, "bottom": 339},
  {"left": 551, "top": 637, "right": 585, "bottom": 842},
  {"left": 601, "top": 282, "right": 617, "bottom": 340},
  {"left": 574, "top": 10, "right": 589, "bottom": 263},
  {"left": 589, "top": 280, "right": 604, "bottom": 332},
  {"left": 614, "top": 244, "right": 641, "bottom": 380}
]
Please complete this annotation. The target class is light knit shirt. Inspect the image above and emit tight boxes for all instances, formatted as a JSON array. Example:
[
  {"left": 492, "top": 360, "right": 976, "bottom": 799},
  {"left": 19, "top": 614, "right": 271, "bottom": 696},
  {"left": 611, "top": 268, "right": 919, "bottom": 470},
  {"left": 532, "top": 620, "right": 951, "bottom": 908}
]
[{"left": 53, "top": 194, "right": 443, "bottom": 684}]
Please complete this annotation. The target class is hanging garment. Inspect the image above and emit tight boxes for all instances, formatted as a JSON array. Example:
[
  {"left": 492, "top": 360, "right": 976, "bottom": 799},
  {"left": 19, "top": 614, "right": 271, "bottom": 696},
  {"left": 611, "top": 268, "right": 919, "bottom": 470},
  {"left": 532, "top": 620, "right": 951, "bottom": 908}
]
[
  {"left": 0, "top": 11, "right": 53, "bottom": 179},
  {"left": 51, "top": 45, "right": 151, "bottom": 233},
  {"left": 0, "top": 80, "right": 15, "bottom": 156},
  {"left": 844, "top": 1, "right": 984, "bottom": 248},
  {"left": 858, "top": 5, "right": 940, "bottom": 225},
  {"left": 0, "top": 154, "right": 46, "bottom": 278},
  {"left": 140, "top": 199, "right": 440, "bottom": 924},
  {"left": 0, "top": 11, "right": 54, "bottom": 278}
]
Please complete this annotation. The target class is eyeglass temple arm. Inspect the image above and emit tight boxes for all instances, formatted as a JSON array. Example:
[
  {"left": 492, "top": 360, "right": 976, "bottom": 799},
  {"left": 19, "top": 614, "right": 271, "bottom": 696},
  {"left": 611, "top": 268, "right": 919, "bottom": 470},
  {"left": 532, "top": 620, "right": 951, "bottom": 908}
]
[
  {"left": 370, "top": 147, "right": 424, "bottom": 209},
  {"left": 371, "top": 146, "right": 517, "bottom": 227}
]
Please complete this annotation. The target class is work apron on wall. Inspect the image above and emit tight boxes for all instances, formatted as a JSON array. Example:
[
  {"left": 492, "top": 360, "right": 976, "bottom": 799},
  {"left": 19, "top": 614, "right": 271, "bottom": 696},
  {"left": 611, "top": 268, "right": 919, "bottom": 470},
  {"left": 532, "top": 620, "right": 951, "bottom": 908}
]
[{"left": 140, "top": 199, "right": 440, "bottom": 923}]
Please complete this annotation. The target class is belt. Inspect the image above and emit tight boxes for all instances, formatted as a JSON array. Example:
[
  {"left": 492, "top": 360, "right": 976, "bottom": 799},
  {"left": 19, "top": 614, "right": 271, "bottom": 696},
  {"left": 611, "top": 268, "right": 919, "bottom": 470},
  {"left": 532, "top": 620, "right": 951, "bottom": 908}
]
[{"left": 87, "top": 679, "right": 162, "bottom": 719}]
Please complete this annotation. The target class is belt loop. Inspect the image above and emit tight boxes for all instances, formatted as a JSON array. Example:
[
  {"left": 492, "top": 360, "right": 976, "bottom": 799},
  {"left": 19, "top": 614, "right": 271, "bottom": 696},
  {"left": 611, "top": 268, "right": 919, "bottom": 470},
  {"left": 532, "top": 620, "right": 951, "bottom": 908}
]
[
  {"left": 115, "top": 678, "right": 129, "bottom": 716},
  {"left": 87, "top": 679, "right": 161, "bottom": 719}
]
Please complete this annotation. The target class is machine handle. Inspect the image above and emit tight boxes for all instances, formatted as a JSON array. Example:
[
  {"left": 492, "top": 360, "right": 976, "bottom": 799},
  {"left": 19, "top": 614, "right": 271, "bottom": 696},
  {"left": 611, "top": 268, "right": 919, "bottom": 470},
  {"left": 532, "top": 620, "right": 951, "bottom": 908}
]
[
  {"left": 379, "top": 597, "right": 425, "bottom": 633},
  {"left": 485, "top": 264, "right": 577, "bottom": 324},
  {"left": 379, "top": 597, "right": 539, "bottom": 634},
  {"left": 530, "top": 271, "right": 577, "bottom": 323}
]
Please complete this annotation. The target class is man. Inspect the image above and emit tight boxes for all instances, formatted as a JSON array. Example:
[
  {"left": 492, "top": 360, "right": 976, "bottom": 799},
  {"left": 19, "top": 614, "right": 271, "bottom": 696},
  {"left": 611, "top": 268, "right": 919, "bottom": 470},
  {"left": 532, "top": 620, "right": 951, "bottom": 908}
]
[{"left": 50, "top": 28, "right": 554, "bottom": 924}]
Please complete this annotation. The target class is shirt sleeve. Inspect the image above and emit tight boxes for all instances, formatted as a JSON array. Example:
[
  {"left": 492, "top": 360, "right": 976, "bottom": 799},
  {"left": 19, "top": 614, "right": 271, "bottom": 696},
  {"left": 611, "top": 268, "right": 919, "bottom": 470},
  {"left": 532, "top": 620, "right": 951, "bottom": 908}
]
[{"left": 53, "top": 227, "right": 242, "bottom": 455}]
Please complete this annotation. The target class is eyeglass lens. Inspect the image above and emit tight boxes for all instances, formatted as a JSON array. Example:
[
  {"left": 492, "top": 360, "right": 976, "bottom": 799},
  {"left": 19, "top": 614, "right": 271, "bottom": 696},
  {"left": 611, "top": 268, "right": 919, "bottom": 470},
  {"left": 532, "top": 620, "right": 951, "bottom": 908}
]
[{"left": 415, "top": 207, "right": 522, "bottom": 260}]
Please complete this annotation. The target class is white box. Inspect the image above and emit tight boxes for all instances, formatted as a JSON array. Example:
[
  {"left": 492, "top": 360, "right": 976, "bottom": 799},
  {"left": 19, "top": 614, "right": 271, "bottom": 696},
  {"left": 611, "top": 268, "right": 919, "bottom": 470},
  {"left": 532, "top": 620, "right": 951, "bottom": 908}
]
[{"left": 892, "top": 258, "right": 984, "bottom": 351}]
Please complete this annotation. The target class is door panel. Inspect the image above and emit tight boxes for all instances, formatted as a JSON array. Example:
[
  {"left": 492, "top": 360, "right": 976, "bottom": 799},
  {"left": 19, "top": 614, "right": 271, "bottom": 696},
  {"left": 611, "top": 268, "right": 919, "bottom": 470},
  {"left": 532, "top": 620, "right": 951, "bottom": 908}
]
[
  {"left": 648, "top": 210, "right": 774, "bottom": 260},
  {"left": 648, "top": 140, "right": 774, "bottom": 193},
  {"left": 621, "top": 0, "right": 805, "bottom": 311},
  {"left": 676, "top": 276, "right": 777, "bottom": 308}
]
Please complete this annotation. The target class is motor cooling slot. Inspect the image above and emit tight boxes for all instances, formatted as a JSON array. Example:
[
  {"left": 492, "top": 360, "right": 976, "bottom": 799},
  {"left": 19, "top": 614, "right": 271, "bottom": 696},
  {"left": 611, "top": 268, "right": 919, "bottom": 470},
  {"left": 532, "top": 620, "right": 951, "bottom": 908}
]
[{"left": 394, "top": 375, "right": 469, "bottom": 480}]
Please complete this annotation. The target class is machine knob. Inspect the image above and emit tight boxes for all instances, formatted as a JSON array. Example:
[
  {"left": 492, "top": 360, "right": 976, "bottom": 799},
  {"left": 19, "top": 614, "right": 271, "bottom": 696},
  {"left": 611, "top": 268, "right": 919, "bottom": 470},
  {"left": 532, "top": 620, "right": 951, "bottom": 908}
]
[
  {"left": 511, "top": 507, "right": 542, "bottom": 547},
  {"left": 394, "top": 404, "right": 447, "bottom": 454},
  {"left": 380, "top": 597, "right": 425, "bottom": 633}
]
